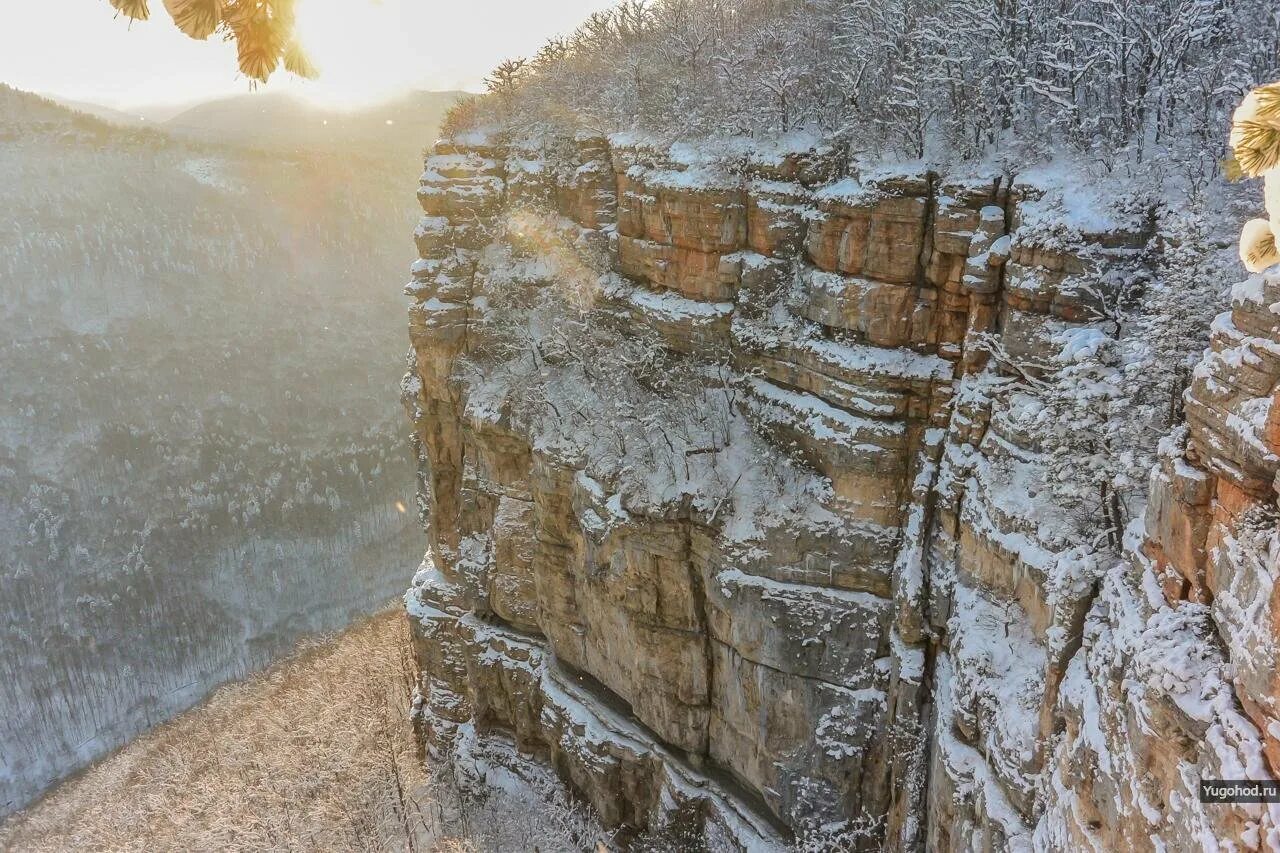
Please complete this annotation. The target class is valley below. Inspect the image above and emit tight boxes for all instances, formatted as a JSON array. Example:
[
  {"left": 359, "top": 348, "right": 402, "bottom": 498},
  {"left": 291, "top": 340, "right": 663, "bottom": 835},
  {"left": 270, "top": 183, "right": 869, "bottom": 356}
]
[{"left": 0, "top": 86, "right": 453, "bottom": 816}]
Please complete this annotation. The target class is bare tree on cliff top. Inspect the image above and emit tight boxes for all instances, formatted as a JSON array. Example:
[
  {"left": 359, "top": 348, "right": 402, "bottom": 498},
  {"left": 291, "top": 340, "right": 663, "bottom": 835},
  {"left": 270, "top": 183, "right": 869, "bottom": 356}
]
[{"left": 105, "top": 0, "right": 316, "bottom": 82}]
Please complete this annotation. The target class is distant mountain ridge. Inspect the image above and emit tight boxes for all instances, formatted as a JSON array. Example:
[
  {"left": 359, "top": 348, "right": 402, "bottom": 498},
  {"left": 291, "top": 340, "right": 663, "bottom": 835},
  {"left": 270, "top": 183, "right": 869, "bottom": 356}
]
[
  {"left": 33, "top": 86, "right": 467, "bottom": 162},
  {"left": 2, "top": 85, "right": 113, "bottom": 128},
  {"left": 161, "top": 90, "right": 466, "bottom": 159},
  {"left": 0, "top": 85, "right": 171, "bottom": 148},
  {"left": 39, "top": 96, "right": 158, "bottom": 126}
]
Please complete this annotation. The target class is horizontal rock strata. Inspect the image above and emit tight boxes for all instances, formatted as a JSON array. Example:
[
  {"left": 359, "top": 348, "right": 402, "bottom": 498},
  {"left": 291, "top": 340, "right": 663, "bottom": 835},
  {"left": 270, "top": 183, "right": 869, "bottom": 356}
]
[{"left": 402, "top": 131, "right": 1279, "bottom": 850}]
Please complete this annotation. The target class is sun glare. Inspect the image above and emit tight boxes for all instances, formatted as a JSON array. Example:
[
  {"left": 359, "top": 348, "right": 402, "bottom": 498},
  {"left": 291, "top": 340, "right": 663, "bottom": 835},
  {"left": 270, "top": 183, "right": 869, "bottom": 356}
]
[{"left": 292, "top": 0, "right": 424, "bottom": 107}]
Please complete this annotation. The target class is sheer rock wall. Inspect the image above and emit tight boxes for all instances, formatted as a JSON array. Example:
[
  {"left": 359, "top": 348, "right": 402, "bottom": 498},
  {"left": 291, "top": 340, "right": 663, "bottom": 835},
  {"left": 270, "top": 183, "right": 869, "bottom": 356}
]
[{"left": 401, "top": 132, "right": 1279, "bottom": 850}]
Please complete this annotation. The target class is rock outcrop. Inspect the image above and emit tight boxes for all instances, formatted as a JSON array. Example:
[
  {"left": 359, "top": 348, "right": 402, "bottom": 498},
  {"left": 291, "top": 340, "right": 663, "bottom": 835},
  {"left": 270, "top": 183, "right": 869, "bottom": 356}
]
[
  {"left": 402, "top": 131, "right": 1280, "bottom": 850},
  {"left": 1030, "top": 277, "right": 1280, "bottom": 851}
]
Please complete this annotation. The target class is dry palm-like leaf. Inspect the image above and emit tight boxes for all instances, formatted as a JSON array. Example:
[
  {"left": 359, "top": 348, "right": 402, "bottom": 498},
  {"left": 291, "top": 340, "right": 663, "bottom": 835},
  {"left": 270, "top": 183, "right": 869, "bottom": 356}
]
[
  {"left": 1254, "top": 83, "right": 1280, "bottom": 120},
  {"left": 225, "top": 2, "right": 286, "bottom": 83},
  {"left": 1232, "top": 120, "right": 1280, "bottom": 179},
  {"left": 283, "top": 39, "right": 318, "bottom": 79},
  {"left": 1240, "top": 218, "right": 1280, "bottom": 273},
  {"left": 236, "top": 37, "right": 279, "bottom": 83},
  {"left": 162, "top": 0, "right": 224, "bottom": 39},
  {"left": 107, "top": 0, "right": 309, "bottom": 84},
  {"left": 110, "top": 0, "right": 151, "bottom": 20},
  {"left": 1231, "top": 83, "right": 1280, "bottom": 178}
]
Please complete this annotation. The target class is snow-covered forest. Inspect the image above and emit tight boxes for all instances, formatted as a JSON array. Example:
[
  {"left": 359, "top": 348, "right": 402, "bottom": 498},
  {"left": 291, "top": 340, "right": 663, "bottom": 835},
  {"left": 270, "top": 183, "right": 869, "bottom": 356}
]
[
  {"left": 456, "top": 0, "right": 1279, "bottom": 166},
  {"left": 0, "top": 86, "right": 426, "bottom": 816}
]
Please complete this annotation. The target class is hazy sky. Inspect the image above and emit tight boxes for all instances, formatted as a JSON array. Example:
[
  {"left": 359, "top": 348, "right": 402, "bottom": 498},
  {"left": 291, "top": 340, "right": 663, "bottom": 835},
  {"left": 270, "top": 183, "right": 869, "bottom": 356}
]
[{"left": 2, "top": 1, "right": 617, "bottom": 109}]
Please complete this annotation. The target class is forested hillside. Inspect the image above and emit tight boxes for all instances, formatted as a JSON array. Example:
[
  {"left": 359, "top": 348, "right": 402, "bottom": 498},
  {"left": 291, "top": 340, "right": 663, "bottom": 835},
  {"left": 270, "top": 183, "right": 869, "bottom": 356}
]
[
  {"left": 460, "top": 0, "right": 1279, "bottom": 167},
  {"left": 0, "top": 86, "right": 433, "bottom": 815},
  {"left": 159, "top": 90, "right": 465, "bottom": 160}
]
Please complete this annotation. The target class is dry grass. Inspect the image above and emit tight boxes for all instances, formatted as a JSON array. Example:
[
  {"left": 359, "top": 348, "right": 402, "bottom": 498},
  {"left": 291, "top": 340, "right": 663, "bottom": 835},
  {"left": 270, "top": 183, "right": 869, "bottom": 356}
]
[{"left": 0, "top": 610, "right": 435, "bottom": 852}]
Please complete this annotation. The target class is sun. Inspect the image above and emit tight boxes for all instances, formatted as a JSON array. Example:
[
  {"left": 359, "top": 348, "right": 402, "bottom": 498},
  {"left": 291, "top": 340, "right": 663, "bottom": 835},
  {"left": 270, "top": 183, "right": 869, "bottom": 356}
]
[{"left": 291, "top": 0, "right": 424, "bottom": 107}]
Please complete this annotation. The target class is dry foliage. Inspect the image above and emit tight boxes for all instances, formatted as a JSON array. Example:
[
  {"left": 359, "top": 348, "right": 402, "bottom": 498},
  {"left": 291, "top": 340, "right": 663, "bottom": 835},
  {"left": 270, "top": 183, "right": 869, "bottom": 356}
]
[
  {"left": 0, "top": 610, "right": 434, "bottom": 852},
  {"left": 107, "top": 0, "right": 314, "bottom": 83}
]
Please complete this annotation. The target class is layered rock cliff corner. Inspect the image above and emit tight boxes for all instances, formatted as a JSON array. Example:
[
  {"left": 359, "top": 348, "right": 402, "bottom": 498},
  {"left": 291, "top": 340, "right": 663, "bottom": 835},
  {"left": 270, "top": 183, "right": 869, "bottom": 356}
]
[{"left": 400, "top": 129, "right": 1280, "bottom": 849}]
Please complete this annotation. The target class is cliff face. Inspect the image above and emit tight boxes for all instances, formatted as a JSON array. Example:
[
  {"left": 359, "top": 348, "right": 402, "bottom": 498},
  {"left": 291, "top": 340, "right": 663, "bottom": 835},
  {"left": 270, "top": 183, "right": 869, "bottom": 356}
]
[{"left": 402, "top": 131, "right": 1280, "bottom": 849}]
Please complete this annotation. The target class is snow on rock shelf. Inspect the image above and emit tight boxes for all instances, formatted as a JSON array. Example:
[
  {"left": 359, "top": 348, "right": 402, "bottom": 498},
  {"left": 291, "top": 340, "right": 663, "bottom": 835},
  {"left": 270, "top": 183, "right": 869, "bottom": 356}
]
[{"left": 400, "top": 131, "right": 1280, "bottom": 850}]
